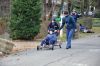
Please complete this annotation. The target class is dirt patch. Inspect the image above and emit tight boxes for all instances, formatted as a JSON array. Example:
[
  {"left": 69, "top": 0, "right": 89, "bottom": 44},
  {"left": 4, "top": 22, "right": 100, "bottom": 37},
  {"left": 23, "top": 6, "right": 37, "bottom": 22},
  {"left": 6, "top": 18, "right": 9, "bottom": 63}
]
[{"left": 12, "top": 41, "right": 40, "bottom": 53}]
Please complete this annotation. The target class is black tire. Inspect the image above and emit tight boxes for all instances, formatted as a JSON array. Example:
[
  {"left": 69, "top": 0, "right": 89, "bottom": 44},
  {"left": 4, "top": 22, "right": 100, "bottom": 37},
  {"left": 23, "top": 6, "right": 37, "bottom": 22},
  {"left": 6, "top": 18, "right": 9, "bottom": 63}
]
[
  {"left": 59, "top": 45, "right": 61, "bottom": 48},
  {"left": 51, "top": 45, "right": 54, "bottom": 50},
  {"left": 37, "top": 46, "right": 39, "bottom": 50},
  {"left": 2, "top": 52, "right": 7, "bottom": 55}
]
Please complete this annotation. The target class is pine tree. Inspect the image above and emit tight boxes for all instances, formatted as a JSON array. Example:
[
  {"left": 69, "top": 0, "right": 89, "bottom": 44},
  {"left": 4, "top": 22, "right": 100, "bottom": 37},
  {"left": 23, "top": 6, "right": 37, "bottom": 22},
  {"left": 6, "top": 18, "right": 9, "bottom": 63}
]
[{"left": 10, "top": 0, "right": 41, "bottom": 40}]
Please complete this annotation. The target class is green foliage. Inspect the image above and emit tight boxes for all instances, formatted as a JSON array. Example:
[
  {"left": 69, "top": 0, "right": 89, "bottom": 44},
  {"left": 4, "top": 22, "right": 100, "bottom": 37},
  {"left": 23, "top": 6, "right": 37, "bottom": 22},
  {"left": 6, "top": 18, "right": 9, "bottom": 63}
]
[
  {"left": 92, "top": 18, "right": 100, "bottom": 27},
  {"left": 92, "top": 18, "right": 100, "bottom": 22},
  {"left": 78, "top": 18, "right": 84, "bottom": 25},
  {"left": 10, "top": 0, "right": 41, "bottom": 40},
  {"left": 94, "top": 12, "right": 100, "bottom": 18},
  {"left": 78, "top": 17, "right": 92, "bottom": 29},
  {"left": 71, "top": 0, "right": 81, "bottom": 11}
]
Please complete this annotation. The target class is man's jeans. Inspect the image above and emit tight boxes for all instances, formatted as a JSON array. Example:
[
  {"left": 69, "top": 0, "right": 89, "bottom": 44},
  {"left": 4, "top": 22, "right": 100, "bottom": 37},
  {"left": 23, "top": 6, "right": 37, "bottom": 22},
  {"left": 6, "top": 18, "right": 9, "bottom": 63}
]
[{"left": 66, "top": 29, "right": 75, "bottom": 48}]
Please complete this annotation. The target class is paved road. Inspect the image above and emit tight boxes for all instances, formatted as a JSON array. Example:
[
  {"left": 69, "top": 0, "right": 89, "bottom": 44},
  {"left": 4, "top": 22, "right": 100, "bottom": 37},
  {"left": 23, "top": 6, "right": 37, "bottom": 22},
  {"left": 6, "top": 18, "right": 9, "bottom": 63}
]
[{"left": 0, "top": 34, "right": 100, "bottom": 66}]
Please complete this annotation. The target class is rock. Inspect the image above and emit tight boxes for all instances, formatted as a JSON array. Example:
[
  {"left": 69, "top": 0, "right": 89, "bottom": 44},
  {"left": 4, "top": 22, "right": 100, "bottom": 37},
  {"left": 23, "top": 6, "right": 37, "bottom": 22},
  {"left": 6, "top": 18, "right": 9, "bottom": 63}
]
[
  {"left": 0, "top": 38, "right": 14, "bottom": 54},
  {"left": 0, "top": 52, "right": 3, "bottom": 55}
]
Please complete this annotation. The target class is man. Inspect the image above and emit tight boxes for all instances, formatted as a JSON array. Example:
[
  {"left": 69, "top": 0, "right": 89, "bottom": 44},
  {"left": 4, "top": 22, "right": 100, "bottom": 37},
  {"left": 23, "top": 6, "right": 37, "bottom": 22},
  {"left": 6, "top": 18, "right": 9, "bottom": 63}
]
[{"left": 59, "top": 11, "right": 76, "bottom": 49}]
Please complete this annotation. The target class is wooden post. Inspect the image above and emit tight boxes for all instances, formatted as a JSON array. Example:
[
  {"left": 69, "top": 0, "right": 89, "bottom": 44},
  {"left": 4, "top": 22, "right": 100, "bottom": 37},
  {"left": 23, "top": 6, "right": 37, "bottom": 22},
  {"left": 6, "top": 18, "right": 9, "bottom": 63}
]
[
  {"left": 59, "top": 0, "right": 64, "bottom": 38},
  {"left": 73, "top": 23, "right": 80, "bottom": 39},
  {"left": 60, "top": 14, "right": 64, "bottom": 38}
]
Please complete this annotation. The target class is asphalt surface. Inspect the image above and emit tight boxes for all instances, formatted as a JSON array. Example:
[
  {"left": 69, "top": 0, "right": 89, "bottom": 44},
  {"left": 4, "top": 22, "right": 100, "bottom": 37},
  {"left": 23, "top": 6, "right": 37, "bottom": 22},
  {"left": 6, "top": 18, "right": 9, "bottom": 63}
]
[{"left": 0, "top": 34, "right": 100, "bottom": 66}]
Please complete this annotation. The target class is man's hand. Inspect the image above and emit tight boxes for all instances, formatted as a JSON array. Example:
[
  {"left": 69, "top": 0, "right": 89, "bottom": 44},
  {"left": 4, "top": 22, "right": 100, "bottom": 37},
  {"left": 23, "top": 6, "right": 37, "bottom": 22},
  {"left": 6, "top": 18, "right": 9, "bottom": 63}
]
[
  {"left": 48, "top": 30, "right": 50, "bottom": 32},
  {"left": 75, "top": 29, "right": 77, "bottom": 32},
  {"left": 57, "top": 30, "right": 60, "bottom": 33},
  {"left": 54, "top": 30, "right": 57, "bottom": 32}
]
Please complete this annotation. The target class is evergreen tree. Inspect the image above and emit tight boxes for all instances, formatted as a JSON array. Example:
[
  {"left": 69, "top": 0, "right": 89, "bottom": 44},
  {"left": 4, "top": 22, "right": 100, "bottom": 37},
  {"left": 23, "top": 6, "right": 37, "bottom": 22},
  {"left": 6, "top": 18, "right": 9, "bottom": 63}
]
[{"left": 10, "top": 0, "right": 41, "bottom": 40}]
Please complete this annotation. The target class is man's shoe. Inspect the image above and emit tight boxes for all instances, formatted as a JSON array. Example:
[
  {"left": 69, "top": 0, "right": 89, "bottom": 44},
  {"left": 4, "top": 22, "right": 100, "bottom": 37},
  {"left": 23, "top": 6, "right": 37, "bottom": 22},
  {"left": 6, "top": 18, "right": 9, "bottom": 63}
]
[
  {"left": 66, "top": 47, "right": 71, "bottom": 49},
  {"left": 66, "top": 47, "right": 69, "bottom": 49}
]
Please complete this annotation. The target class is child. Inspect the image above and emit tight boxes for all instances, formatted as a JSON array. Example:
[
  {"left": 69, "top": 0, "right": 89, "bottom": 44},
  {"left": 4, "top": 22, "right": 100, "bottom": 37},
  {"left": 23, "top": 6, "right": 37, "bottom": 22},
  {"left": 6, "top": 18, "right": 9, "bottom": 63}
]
[
  {"left": 80, "top": 24, "right": 94, "bottom": 33},
  {"left": 48, "top": 19, "right": 60, "bottom": 36},
  {"left": 40, "top": 29, "right": 57, "bottom": 47}
]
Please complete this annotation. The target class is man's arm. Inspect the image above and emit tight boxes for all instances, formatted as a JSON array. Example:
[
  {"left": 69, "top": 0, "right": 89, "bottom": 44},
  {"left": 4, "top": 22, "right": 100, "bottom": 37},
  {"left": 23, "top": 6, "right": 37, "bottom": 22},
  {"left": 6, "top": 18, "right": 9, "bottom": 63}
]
[{"left": 59, "top": 17, "right": 66, "bottom": 30}]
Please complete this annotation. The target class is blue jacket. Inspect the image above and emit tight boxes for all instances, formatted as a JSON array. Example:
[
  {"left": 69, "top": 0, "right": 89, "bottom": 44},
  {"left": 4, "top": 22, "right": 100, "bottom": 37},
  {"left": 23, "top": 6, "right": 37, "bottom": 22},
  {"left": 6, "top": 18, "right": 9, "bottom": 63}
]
[
  {"left": 60, "top": 15, "right": 76, "bottom": 30},
  {"left": 48, "top": 22, "right": 59, "bottom": 30},
  {"left": 72, "top": 14, "right": 79, "bottom": 23}
]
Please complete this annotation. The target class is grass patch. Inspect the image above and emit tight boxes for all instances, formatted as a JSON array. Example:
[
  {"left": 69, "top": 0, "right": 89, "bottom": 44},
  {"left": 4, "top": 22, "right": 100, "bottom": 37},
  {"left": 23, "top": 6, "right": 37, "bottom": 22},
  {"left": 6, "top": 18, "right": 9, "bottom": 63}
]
[
  {"left": 92, "top": 27, "right": 100, "bottom": 33},
  {"left": 58, "top": 33, "right": 66, "bottom": 42},
  {"left": 79, "top": 32, "right": 93, "bottom": 38},
  {"left": 79, "top": 27, "right": 100, "bottom": 38},
  {"left": 92, "top": 18, "right": 100, "bottom": 22},
  {"left": 92, "top": 18, "right": 100, "bottom": 27}
]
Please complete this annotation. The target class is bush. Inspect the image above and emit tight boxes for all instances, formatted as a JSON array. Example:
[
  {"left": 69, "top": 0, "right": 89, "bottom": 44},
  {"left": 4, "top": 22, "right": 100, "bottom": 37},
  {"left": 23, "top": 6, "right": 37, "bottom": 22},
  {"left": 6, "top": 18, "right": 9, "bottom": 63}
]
[
  {"left": 78, "top": 17, "right": 92, "bottom": 29},
  {"left": 92, "top": 18, "right": 100, "bottom": 27},
  {"left": 94, "top": 11, "right": 100, "bottom": 18},
  {"left": 10, "top": 0, "right": 41, "bottom": 40}
]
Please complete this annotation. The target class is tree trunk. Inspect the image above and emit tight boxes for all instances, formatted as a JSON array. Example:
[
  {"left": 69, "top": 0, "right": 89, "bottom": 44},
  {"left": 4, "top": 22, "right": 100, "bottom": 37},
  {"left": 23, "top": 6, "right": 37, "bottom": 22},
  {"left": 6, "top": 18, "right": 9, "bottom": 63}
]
[
  {"left": 59, "top": 0, "right": 64, "bottom": 14},
  {"left": 80, "top": 0, "right": 84, "bottom": 16},
  {"left": 34, "top": 0, "right": 53, "bottom": 39},
  {"left": 68, "top": 0, "right": 72, "bottom": 14},
  {"left": 84, "top": 0, "right": 89, "bottom": 16}
]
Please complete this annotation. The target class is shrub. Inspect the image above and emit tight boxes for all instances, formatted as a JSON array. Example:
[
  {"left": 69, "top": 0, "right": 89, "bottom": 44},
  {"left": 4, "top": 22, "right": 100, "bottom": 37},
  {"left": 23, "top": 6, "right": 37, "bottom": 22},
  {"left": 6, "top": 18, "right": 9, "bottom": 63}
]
[
  {"left": 94, "top": 11, "right": 100, "bottom": 18},
  {"left": 10, "top": 0, "right": 41, "bottom": 40}
]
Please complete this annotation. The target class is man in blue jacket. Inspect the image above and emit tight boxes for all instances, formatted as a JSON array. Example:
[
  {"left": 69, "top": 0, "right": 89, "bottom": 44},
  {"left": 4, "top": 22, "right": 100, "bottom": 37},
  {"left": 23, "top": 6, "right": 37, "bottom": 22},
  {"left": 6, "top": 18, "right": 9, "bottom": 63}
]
[{"left": 59, "top": 11, "right": 76, "bottom": 49}]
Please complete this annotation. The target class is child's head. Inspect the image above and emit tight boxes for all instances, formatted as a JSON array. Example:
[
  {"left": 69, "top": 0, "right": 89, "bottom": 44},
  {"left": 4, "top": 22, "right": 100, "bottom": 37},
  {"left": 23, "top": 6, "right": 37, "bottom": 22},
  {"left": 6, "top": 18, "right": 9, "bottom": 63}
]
[
  {"left": 72, "top": 12, "right": 76, "bottom": 15},
  {"left": 52, "top": 19, "right": 56, "bottom": 23},
  {"left": 64, "top": 11, "right": 68, "bottom": 16}
]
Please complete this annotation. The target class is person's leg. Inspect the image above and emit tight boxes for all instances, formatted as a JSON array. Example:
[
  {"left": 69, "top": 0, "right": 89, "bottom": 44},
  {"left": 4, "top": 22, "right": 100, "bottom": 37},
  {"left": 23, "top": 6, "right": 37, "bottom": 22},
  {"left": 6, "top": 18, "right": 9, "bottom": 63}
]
[
  {"left": 66, "top": 29, "right": 70, "bottom": 48},
  {"left": 41, "top": 40, "right": 46, "bottom": 46},
  {"left": 49, "top": 40, "right": 55, "bottom": 45},
  {"left": 66, "top": 29, "right": 74, "bottom": 49},
  {"left": 55, "top": 32, "right": 59, "bottom": 36},
  {"left": 66, "top": 29, "right": 70, "bottom": 41}
]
